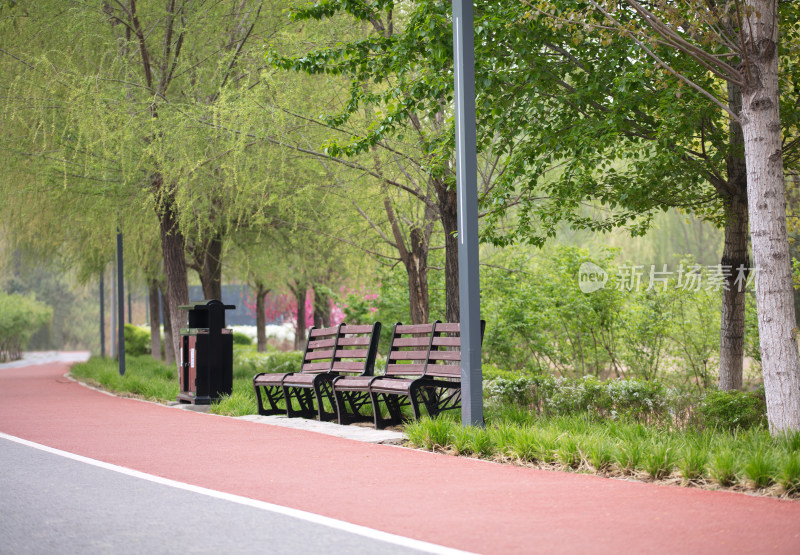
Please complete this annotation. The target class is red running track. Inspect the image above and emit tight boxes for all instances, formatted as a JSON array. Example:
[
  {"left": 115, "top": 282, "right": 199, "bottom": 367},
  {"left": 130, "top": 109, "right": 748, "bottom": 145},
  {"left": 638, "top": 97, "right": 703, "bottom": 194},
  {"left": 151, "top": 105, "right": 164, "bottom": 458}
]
[{"left": 1, "top": 361, "right": 799, "bottom": 554}]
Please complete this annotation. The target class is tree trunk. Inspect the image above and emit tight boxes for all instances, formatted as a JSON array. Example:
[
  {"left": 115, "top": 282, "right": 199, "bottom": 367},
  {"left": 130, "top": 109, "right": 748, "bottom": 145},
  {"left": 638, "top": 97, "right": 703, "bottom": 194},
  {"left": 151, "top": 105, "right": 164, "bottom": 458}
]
[
  {"left": 406, "top": 227, "right": 430, "bottom": 325},
  {"left": 148, "top": 280, "right": 162, "bottom": 361},
  {"left": 157, "top": 185, "right": 189, "bottom": 365},
  {"left": 294, "top": 285, "right": 307, "bottom": 350},
  {"left": 160, "top": 283, "right": 175, "bottom": 366},
  {"left": 384, "top": 198, "right": 431, "bottom": 325},
  {"left": 255, "top": 284, "right": 269, "bottom": 353},
  {"left": 718, "top": 195, "right": 749, "bottom": 390},
  {"left": 719, "top": 82, "right": 749, "bottom": 391},
  {"left": 741, "top": 0, "right": 800, "bottom": 433},
  {"left": 437, "top": 181, "right": 460, "bottom": 323},
  {"left": 201, "top": 234, "right": 223, "bottom": 300},
  {"left": 313, "top": 285, "right": 332, "bottom": 328}
]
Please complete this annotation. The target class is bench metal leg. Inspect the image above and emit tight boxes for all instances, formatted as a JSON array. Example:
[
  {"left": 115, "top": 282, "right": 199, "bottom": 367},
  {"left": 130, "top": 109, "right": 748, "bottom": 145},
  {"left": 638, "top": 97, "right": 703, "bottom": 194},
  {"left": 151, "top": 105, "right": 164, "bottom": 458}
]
[
  {"left": 417, "top": 384, "right": 461, "bottom": 418},
  {"left": 313, "top": 376, "right": 337, "bottom": 422},
  {"left": 283, "top": 386, "right": 317, "bottom": 419},
  {"left": 334, "top": 389, "right": 372, "bottom": 425},
  {"left": 254, "top": 383, "right": 285, "bottom": 416},
  {"left": 370, "top": 391, "right": 406, "bottom": 429}
]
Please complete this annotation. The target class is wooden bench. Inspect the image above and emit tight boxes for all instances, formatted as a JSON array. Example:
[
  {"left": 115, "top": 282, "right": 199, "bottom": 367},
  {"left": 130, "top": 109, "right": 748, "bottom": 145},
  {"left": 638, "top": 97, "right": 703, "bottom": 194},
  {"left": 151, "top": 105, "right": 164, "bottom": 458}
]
[
  {"left": 252, "top": 322, "right": 381, "bottom": 421},
  {"left": 332, "top": 320, "right": 485, "bottom": 429}
]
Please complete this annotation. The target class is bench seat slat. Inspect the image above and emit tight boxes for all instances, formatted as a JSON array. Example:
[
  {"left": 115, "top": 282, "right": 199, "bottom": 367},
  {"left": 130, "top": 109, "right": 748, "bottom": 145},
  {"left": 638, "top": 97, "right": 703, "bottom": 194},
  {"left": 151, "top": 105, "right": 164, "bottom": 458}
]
[
  {"left": 434, "top": 323, "right": 461, "bottom": 333},
  {"left": 333, "top": 376, "right": 372, "bottom": 391},
  {"left": 253, "top": 372, "right": 291, "bottom": 386},
  {"left": 369, "top": 377, "right": 415, "bottom": 393},
  {"left": 282, "top": 373, "right": 317, "bottom": 387}
]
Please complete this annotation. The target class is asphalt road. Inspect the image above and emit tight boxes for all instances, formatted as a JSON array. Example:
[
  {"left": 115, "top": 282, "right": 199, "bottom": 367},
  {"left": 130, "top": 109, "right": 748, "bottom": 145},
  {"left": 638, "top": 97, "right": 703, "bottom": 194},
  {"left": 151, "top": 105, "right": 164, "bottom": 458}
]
[{"left": 0, "top": 436, "right": 440, "bottom": 555}]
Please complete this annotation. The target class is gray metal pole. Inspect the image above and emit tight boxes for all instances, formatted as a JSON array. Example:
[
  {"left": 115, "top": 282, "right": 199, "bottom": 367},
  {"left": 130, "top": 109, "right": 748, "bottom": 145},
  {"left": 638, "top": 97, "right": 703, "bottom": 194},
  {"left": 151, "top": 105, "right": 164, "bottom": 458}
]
[
  {"left": 117, "top": 230, "right": 126, "bottom": 376},
  {"left": 99, "top": 272, "right": 105, "bottom": 358},
  {"left": 452, "top": 0, "right": 483, "bottom": 426}
]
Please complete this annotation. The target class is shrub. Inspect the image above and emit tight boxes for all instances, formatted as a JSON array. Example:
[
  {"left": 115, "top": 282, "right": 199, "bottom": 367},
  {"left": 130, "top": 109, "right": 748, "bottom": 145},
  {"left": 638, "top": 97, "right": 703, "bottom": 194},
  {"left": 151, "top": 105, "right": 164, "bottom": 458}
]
[
  {"left": 232, "top": 348, "right": 304, "bottom": 380},
  {"left": 124, "top": 324, "right": 151, "bottom": 356},
  {"left": 604, "top": 379, "right": 670, "bottom": 422},
  {"left": 232, "top": 331, "right": 253, "bottom": 346},
  {"left": 0, "top": 291, "right": 53, "bottom": 361},
  {"left": 698, "top": 388, "right": 767, "bottom": 431},
  {"left": 484, "top": 375, "right": 676, "bottom": 425},
  {"left": 484, "top": 376, "right": 539, "bottom": 407}
]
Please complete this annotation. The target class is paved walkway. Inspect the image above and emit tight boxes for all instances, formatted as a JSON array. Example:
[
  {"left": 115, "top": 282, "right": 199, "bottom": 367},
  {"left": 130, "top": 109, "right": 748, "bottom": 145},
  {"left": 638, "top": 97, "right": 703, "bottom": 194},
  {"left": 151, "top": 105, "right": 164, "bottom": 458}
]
[{"left": 1, "top": 357, "right": 799, "bottom": 554}]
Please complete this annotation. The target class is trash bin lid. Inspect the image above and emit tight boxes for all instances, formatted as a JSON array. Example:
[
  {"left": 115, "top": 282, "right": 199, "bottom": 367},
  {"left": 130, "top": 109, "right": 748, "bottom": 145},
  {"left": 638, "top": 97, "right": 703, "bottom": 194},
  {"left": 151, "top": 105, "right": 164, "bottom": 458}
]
[{"left": 178, "top": 300, "right": 236, "bottom": 310}]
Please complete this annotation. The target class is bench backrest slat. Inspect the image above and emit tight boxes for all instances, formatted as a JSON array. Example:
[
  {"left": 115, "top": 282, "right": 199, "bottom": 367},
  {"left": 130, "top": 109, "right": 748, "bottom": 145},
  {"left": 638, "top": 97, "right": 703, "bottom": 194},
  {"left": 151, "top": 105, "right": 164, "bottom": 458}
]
[
  {"left": 383, "top": 320, "right": 486, "bottom": 379},
  {"left": 299, "top": 322, "right": 381, "bottom": 377},
  {"left": 423, "top": 320, "right": 486, "bottom": 379},
  {"left": 383, "top": 322, "right": 438, "bottom": 378}
]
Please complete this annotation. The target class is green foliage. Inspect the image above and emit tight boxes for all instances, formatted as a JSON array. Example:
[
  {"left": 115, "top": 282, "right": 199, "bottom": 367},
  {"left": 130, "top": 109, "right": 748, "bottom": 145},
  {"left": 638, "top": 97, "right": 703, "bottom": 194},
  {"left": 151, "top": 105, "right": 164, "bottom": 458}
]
[
  {"left": 484, "top": 374, "right": 685, "bottom": 426},
  {"left": 698, "top": 388, "right": 768, "bottom": 431},
  {"left": 4, "top": 263, "right": 99, "bottom": 352},
  {"left": 124, "top": 324, "right": 150, "bottom": 356},
  {"left": 484, "top": 372, "right": 769, "bottom": 432},
  {"left": 339, "top": 291, "right": 376, "bottom": 326},
  {"left": 0, "top": 290, "right": 53, "bottom": 361},
  {"left": 232, "top": 332, "right": 253, "bottom": 346},
  {"left": 480, "top": 246, "right": 722, "bottom": 385},
  {"left": 232, "top": 348, "right": 304, "bottom": 380}
]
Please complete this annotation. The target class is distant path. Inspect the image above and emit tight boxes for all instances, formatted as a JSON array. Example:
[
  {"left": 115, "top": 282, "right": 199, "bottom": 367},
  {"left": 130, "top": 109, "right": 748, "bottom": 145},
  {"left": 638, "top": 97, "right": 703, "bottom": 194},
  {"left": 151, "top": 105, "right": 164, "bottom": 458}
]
[
  {"left": 1, "top": 359, "right": 799, "bottom": 554},
  {"left": 0, "top": 351, "right": 90, "bottom": 370}
]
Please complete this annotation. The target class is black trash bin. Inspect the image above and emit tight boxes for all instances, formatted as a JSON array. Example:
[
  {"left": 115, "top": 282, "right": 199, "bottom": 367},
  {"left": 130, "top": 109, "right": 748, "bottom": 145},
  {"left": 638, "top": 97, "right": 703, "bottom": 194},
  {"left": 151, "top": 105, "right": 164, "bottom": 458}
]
[{"left": 177, "top": 300, "right": 235, "bottom": 405}]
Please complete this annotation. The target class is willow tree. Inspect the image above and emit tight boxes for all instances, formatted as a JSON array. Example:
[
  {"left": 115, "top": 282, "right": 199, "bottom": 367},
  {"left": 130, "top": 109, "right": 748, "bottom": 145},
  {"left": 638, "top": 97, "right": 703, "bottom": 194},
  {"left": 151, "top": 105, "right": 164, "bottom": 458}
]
[{"left": 1, "top": 0, "right": 296, "bottom": 361}]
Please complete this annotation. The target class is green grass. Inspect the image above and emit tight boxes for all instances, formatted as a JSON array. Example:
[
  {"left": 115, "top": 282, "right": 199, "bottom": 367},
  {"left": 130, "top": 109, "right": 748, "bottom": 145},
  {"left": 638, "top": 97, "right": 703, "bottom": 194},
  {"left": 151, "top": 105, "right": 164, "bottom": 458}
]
[
  {"left": 404, "top": 408, "right": 800, "bottom": 498},
  {"left": 70, "top": 355, "right": 178, "bottom": 402}
]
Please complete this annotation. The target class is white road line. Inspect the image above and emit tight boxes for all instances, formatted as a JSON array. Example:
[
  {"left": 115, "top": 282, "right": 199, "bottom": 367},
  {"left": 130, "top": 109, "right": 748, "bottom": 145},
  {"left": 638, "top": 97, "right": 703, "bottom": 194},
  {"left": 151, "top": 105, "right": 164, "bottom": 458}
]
[{"left": 0, "top": 432, "right": 475, "bottom": 555}]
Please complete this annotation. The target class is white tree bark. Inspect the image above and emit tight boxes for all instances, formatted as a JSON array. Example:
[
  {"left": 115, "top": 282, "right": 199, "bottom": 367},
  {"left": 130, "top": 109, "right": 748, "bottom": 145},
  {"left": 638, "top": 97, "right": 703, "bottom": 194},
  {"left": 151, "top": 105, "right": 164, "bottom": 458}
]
[{"left": 741, "top": 0, "right": 800, "bottom": 433}]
